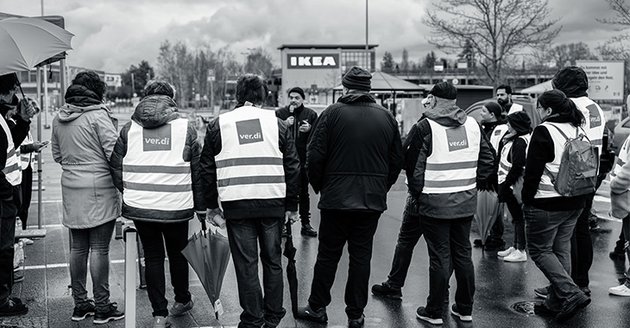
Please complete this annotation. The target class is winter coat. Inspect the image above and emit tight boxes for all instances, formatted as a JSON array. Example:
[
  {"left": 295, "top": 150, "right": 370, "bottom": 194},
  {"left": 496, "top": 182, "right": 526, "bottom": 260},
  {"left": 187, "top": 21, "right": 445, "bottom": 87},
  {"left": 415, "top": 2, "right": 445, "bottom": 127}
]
[
  {"left": 200, "top": 105, "right": 300, "bottom": 220},
  {"left": 275, "top": 104, "right": 318, "bottom": 162},
  {"left": 51, "top": 85, "right": 120, "bottom": 229},
  {"left": 306, "top": 93, "right": 403, "bottom": 213},
  {"left": 109, "top": 95, "right": 204, "bottom": 222},
  {"left": 406, "top": 103, "right": 495, "bottom": 219}
]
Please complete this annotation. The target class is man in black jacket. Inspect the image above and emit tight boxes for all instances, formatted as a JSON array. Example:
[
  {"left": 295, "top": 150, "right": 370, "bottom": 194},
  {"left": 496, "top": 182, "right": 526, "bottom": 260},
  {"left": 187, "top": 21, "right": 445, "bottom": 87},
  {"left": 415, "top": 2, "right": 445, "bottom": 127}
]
[
  {"left": 199, "top": 74, "right": 299, "bottom": 328},
  {"left": 296, "top": 66, "right": 403, "bottom": 328},
  {"left": 276, "top": 87, "right": 319, "bottom": 237}
]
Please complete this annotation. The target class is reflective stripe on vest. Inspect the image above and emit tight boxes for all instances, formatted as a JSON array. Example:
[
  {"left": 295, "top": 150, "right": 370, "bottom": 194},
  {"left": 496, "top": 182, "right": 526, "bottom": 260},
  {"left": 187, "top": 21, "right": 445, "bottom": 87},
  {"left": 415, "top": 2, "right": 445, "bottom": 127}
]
[
  {"left": 572, "top": 97, "right": 604, "bottom": 157},
  {"left": 489, "top": 124, "right": 508, "bottom": 153},
  {"left": 508, "top": 103, "right": 523, "bottom": 115},
  {"left": 423, "top": 117, "right": 481, "bottom": 194},
  {"left": 215, "top": 106, "right": 285, "bottom": 202},
  {"left": 497, "top": 134, "right": 530, "bottom": 184},
  {"left": 122, "top": 119, "right": 193, "bottom": 211},
  {"left": 0, "top": 116, "right": 21, "bottom": 186},
  {"left": 611, "top": 135, "right": 630, "bottom": 186},
  {"left": 535, "top": 122, "right": 577, "bottom": 199},
  {"left": 19, "top": 132, "right": 33, "bottom": 170}
]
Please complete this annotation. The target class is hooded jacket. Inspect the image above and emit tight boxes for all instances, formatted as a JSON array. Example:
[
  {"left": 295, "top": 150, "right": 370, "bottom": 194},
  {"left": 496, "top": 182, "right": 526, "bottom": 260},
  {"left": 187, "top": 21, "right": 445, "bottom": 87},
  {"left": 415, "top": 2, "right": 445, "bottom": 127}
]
[
  {"left": 407, "top": 103, "right": 495, "bottom": 219},
  {"left": 51, "top": 85, "right": 120, "bottom": 229},
  {"left": 109, "top": 95, "right": 204, "bottom": 222},
  {"left": 306, "top": 93, "right": 403, "bottom": 212}
]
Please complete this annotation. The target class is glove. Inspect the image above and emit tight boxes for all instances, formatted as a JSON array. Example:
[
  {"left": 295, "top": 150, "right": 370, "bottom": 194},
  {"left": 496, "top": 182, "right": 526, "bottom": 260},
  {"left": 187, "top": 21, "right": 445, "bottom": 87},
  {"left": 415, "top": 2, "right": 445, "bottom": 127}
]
[{"left": 206, "top": 208, "right": 225, "bottom": 228}]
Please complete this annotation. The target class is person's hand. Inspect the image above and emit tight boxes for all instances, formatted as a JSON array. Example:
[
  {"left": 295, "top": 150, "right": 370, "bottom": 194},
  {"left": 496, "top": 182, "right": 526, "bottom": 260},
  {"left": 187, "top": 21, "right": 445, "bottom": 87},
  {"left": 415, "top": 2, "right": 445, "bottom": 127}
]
[
  {"left": 298, "top": 121, "right": 311, "bottom": 133},
  {"left": 33, "top": 141, "right": 49, "bottom": 152},
  {"left": 285, "top": 211, "right": 298, "bottom": 224},
  {"left": 286, "top": 116, "right": 295, "bottom": 126},
  {"left": 19, "top": 97, "right": 39, "bottom": 121},
  {"left": 207, "top": 208, "right": 225, "bottom": 228}
]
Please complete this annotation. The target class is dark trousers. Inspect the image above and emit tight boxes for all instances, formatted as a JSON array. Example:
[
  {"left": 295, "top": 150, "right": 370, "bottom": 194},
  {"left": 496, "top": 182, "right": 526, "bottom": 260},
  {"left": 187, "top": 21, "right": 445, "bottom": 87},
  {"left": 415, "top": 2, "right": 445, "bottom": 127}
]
[
  {"left": 226, "top": 218, "right": 285, "bottom": 328},
  {"left": 487, "top": 205, "right": 505, "bottom": 243},
  {"left": 623, "top": 215, "right": 630, "bottom": 283},
  {"left": 615, "top": 229, "right": 626, "bottom": 253},
  {"left": 386, "top": 196, "right": 423, "bottom": 288},
  {"left": 0, "top": 186, "right": 20, "bottom": 307},
  {"left": 525, "top": 206, "right": 583, "bottom": 311},
  {"left": 308, "top": 210, "right": 380, "bottom": 320},
  {"left": 421, "top": 216, "right": 475, "bottom": 316},
  {"left": 503, "top": 191, "right": 526, "bottom": 250},
  {"left": 18, "top": 166, "right": 32, "bottom": 230},
  {"left": 298, "top": 166, "right": 310, "bottom": 225},
  {"left": 134, "top": 220, "right": 191, "bottom": 317},
  {"left": 571, "top": 194, "right": 594, "bottom": 288}
]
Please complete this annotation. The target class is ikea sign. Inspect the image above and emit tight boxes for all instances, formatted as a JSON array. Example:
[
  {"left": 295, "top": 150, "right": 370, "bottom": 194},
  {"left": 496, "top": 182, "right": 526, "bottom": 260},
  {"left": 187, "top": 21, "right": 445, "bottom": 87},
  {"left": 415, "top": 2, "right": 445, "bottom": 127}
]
[{"left": 287, "top": 54, "right": 339, "bottom": 69}]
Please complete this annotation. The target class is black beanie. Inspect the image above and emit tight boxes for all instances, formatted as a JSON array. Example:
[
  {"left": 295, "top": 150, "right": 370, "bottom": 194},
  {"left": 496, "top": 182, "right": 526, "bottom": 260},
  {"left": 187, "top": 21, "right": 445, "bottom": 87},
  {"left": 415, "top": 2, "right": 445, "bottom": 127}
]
[
  {"left": 342, "top": 66, "right": 371, "bottom": 91},
  {"left": 429, "top": 82, "right": 457, "bottom": 100},
  {"left": 507, "top": 111, "right": 532, "bottom": 135},
  {"left": 287, "top": 87, "right": 305, "bottom": 99},
  {"left": 552, "top": 66, "right": 589, "bottom": 98},
  {"left": 484, "top": 101, "right": 503, "bottom": 118}
]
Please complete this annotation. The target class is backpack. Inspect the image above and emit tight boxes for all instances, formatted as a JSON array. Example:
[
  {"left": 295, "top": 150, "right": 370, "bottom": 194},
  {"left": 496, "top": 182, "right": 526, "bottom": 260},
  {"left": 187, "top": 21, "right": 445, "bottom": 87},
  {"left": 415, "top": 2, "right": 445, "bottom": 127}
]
[{"left": 545, "top": 123, "right": 599, "bottom": 197}]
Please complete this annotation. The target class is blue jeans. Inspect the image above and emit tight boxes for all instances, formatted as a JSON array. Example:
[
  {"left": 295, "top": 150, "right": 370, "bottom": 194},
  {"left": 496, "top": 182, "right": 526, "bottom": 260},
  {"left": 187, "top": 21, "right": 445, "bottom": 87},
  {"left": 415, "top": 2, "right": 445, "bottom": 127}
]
[
  {"left": 524, "top": 205, "right": 583, "bottom": 311},
  {"left": 226, "top": 217, "right": 285, "bottom": 328},
  {"left": 69, "top": 220, "right": 116, "bottom": 313}
]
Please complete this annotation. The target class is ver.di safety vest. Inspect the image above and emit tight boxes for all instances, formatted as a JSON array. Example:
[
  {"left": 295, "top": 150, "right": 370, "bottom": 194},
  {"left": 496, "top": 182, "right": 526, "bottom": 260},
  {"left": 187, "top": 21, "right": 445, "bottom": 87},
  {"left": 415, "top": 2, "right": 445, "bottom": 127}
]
[
  {"left": 423, "top": 116, "right": 481, "bottom": 194},
  {"left": 122, "top": 118, "right": 193, "bottom": 211},
  {"left": 508, "top": 103, "right": 523, "bottom": 115},
  {"left": 534, "top": 122, "right": 578, "bottom": 199},
  {"left": 19, "top": 132, "right": 33, "bottom": 170},
  {"left": 497, "top": 134, "right": 531, "bottom": 184},
  {"left": 611, "top": 135, "right": 630, "bottom": 185},
  {"left": 215, "top": 105, "right": 286, "bottom": 202},
  {"left": 489, "top": 123, "right": 508, "bottom": 153},
  {"left": 572, "top": 96, "right": 604, "bottom": 155},
  {"left": 0, "top": 115, "right": 21, "bottom": 186}
]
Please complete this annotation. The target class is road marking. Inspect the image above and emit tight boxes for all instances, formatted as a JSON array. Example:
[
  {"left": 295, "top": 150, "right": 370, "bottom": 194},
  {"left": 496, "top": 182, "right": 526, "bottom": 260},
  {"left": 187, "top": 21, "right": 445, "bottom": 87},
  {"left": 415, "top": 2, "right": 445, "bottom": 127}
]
[{"left": 23, "top": 259, "right": 126, "bottom": 271}]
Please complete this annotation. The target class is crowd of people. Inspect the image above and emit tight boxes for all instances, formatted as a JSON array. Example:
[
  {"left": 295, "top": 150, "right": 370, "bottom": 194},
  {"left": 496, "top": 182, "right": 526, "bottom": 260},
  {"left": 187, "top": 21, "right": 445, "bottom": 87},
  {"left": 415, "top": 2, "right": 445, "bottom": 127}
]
[{"left": 0, "top": 63, "right": 628, "bottom": 328}]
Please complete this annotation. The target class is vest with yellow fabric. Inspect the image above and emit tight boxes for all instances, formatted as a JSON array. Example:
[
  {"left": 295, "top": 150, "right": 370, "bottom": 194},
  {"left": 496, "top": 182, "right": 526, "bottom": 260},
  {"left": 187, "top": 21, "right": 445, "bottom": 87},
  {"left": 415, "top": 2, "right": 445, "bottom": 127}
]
[
  {"left": 508, "top": 103, "right": 523, "bottom": 115},
  {"left": 489, "top": 123, "right": 508, "bottom": 153},
  {"left": 215, "top": 106, "right": 285, "bottom": 202},
  {"left": 122, "top": 118, "right": 193, "bottom": 212},
  {"left": 497, "top": 134, "right": 531, "bottom": 184},
  {"left": 572, "top": 96, "right": 604, "bottom": 155},
  {"left": 423, "top": 117, "right": 481, "bottom": 194},
  {"left": 0, "top": 115, "right": 21, "bottom": 186},
  {"left": 535, "top": 122, "right": 579, "bottom": 198},
  {"left": 19, "top": 132, "right": 33, "bottom": 170},
  {"left": 611, "top": 135, "right": 630, "bottom": 185}
]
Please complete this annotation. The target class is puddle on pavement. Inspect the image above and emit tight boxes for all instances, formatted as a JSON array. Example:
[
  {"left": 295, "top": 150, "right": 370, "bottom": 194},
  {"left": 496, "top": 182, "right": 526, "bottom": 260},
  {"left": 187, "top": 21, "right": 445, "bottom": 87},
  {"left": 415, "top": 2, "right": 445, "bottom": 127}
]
[{"left": 511, "top": 301, "right": 536, "bottom": 316}]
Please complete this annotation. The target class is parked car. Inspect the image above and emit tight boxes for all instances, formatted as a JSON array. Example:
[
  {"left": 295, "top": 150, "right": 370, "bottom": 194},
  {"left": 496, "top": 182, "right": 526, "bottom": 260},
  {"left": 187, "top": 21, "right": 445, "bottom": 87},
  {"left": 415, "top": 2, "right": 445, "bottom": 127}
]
[
  {"left": 464, "top": 95, "right": 541, "bottom": 128},
  {"left": 613, "top": 116, "right": 630, "bottom": 153}
]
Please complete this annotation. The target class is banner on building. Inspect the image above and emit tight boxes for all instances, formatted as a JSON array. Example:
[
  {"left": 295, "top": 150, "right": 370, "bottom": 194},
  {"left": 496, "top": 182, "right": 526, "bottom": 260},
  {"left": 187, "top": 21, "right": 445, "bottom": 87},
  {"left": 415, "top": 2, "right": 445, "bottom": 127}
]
[{"left": 576, "top": 60, "right": 625, "bottom": 101}]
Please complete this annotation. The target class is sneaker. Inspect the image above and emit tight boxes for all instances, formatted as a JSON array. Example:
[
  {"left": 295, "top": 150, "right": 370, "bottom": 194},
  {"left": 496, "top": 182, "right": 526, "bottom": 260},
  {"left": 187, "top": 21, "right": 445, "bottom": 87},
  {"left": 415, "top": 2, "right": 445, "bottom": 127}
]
[
  {"left": 416, "top": 306, "right": 443, "bottom": 325},
  {"left": 580, "top": 286, "right": 591, "bottom": 297},
  {"left": 295, "top": 304, "right": 327, "bottom": 323},
  {"left": 450, "top": 304, "right": 472, "bottom": 322},
  {"left": 300, "top": 224, "right": 317, "bottom": 237},
  {"left": 169, "top": 297, "right": 194, "bottom": 316},
  {"left": 0, "top": 299, "right": 28, "bottom": 317},
  {"left": 497, "top": 246, "right": 516, "bottom": 257},
  {"left": 609, "top": 284, "right": 630, "bottom": 296},
  {"left": 348, "top": 314, "right": 365, "bottom": 328},
  {"left": 609, "top": 250, "right": 626, "bottom": 261},
  {"left": 503, "top": 250, "right": 527, "bottom": 262},
  {"left": 93, "top": 303, "right": 124, "bottom": 324},
  {"left": 72, "top": 300, "right": 96, "bottom": 321},
  {"left": 153, "top": 315, "right": 171, "bottom": 328},
  {"left": 556, "top": 294, "right": 590, "bottom": 321},
  {"left": 371, "top": 282, "right": 402, "bottom": 299},
  {"left": 534, "top": 286, "right": 549, "bottom": 299}
]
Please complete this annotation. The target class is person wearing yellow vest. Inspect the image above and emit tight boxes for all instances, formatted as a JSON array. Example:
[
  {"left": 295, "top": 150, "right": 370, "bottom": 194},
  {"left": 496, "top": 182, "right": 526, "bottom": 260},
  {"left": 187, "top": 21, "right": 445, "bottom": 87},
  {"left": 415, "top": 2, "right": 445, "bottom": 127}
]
[
  {"left": 521, "top": 90, "right": 591, "bottom": 320},
  {"left": 52, "top": 71, "right": 123, "bottom": 324},
  {"left": 409, "top": 82, "right": 495, "bottom": 325},
  {"left": 608, "top": 134, "right": 630, "bottom": 296},
  {"left": 496, "top": 111, "right": 531, "bottom": 263},
  {"left": 0, "top": 73, "right": 37, "bottom": 317},
  {"left": 551, "top": 66, "right": 605, "bottom": 297},
  {"left": 109, "top": 81, "right": 202, "bottom": 327},
  {"left": 200, "top": 74, "right": 299, "bottom": 328}
]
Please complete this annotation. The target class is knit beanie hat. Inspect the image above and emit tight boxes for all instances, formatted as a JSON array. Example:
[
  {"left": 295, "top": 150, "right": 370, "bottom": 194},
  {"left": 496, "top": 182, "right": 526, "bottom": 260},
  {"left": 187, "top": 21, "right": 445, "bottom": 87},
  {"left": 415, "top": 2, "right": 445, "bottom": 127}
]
[
  {"left": 287, "top": 87, "right": 305, "bottom": 99},
  {"left": 484, "top": 101, "right": 503, "bottom": 118},
  {"left": 429, "top": 82, "right": 457, "bottom": 100},
  {"left": 507, "top": 111, "right": 532, "bottom": 135},
  {"left": 342, "top": 66, "right": 372, "bottom": 92}
]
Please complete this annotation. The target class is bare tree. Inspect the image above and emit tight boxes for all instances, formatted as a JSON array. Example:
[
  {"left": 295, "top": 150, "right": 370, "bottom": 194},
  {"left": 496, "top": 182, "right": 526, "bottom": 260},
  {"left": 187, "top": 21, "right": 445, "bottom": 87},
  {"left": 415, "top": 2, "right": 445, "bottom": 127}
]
[
  {"left": 598, "top": 0, "right": 630, "bottom": 27},
  {"left": 424, "top": 0, "right": 561, "bottom": 85}
]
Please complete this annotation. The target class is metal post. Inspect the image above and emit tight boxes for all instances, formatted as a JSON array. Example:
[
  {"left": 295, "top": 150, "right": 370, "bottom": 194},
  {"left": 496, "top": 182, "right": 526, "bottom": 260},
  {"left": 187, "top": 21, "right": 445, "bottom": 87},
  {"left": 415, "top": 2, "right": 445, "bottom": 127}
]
[
  {"left": 36, "top": 67, "right": 43, "bottom": 230},
  {"left": 365, "top": 0, "right": 369, "bottom": 70},
  {"left": 124, "top": 226, "right": 137, "bottom": 328}
]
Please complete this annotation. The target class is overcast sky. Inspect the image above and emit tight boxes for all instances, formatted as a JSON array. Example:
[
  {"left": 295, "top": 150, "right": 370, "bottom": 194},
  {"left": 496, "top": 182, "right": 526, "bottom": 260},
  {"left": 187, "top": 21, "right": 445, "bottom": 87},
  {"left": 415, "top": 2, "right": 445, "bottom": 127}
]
[{"left": 0, "top": 0, "right": 623, "bottom": 73}]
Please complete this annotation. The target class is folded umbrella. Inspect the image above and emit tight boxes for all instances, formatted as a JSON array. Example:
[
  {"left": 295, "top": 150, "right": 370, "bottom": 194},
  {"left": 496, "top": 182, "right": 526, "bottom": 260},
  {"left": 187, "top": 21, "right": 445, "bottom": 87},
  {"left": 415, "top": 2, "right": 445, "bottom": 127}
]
[
  {"left": 474, "top": 190, "right": 503, "bottom": 245},
  {"left": 283, "top": 220, "right": 299, "bottom": 317}
]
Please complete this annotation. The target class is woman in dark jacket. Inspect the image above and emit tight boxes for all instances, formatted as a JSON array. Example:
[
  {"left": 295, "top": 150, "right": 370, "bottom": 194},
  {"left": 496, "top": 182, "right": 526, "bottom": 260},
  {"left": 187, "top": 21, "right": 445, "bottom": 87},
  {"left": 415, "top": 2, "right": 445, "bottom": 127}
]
[{"left": 522, "top": 90, "right": 590, "bottom": 320}]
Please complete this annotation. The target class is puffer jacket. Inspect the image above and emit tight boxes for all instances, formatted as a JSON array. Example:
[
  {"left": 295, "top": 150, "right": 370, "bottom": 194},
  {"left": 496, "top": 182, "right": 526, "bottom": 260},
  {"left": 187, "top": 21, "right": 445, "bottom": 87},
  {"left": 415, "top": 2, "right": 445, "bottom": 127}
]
[
  {"left": 407, "top": 103, "right": 495, "bottom": 219},
  {"left": 51, "top": 85, "right": 120, "bottom": 229},
  {"left": 109, "top": 95, "right": 204, "bottom": 222},
  {"left": 306, "top": 92, "right": 403, "bottom": 212}
]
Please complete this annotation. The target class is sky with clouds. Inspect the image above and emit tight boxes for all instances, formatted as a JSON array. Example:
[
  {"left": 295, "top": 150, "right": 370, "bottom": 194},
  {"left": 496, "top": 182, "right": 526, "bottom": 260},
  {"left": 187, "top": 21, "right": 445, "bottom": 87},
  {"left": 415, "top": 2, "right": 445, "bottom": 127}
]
[{"left": 0, "top": 0, "right": 624, "bottom": 73}]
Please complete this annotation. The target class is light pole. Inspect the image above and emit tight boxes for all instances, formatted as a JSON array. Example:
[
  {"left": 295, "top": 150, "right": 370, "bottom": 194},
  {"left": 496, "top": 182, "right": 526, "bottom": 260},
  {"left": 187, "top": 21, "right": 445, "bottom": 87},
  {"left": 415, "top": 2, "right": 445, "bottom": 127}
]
[{"left": 365, "top": 0, "right": 369, "bottom": 70}]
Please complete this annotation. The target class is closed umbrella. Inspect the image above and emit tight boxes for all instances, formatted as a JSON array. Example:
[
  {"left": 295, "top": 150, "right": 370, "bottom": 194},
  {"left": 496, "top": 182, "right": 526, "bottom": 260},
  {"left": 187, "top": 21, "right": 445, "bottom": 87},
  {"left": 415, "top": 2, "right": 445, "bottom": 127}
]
[
  {"left": 283, "top": 220, "right": 299, "bottom": 316},
  {"left": 0, "top": 17, "right": 74, "bottom": 75},
  {"left": 474, "top": 190, "right": 503, "bottom": 245},
  {"left": 181, "top": 221, "right": 231, "bottom": 320}
]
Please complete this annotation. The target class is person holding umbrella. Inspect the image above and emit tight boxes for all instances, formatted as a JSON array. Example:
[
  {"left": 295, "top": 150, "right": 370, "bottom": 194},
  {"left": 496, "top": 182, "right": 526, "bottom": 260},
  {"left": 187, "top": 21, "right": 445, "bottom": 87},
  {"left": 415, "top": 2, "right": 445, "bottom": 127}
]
[
  {"left": 0, "top": 73, "right": 37, "bottom": 317},
  {"left": 109, "top": 81, "right": 204, "bottom": 328},
  {"left": 200, "top": 74, "right": 299, "bottom": 328}
]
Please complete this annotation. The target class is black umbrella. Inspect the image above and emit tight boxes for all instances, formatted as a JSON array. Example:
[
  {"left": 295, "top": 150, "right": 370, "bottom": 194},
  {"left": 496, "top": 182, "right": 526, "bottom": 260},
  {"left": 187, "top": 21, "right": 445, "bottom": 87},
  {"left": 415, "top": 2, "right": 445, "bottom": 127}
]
[{"left": 283, "top": 220, "right": 299, "bottom": 316}]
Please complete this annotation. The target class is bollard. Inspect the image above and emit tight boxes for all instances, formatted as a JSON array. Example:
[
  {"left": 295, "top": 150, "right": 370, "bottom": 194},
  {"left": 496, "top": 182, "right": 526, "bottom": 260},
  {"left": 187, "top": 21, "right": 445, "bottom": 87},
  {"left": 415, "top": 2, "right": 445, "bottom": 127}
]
[{"left": 123, "top": 226, "right": 137, "bottom": 328}]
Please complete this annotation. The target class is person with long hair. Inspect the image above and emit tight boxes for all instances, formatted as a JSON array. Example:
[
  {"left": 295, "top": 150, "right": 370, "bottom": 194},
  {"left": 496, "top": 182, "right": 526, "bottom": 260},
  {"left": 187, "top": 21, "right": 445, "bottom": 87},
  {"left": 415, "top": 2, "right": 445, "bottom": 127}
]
[{"left": 521, "top": 89, "right": 591, "bottom": 320}]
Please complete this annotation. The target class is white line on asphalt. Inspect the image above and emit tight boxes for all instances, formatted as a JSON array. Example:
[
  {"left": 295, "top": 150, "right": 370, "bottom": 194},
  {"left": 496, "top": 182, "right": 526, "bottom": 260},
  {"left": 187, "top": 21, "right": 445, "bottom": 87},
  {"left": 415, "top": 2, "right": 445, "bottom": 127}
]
[{"left": 23, "top": 259, "right": 126, "bottom": 270}]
